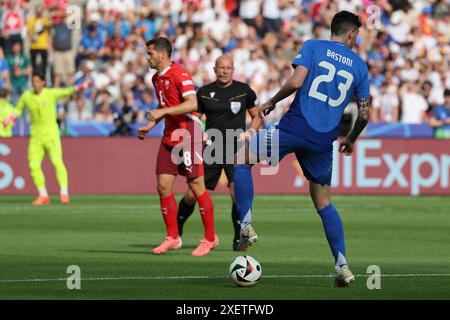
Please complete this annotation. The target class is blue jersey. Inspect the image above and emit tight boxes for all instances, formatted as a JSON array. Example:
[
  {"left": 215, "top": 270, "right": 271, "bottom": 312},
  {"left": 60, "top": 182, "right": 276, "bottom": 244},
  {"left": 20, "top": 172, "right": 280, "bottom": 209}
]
[
  {"left": 278, "top": 39, "right": 370, "bottom": 146},
  {"left": 433, "top": 104, "right": 450, "bottom": 130}
]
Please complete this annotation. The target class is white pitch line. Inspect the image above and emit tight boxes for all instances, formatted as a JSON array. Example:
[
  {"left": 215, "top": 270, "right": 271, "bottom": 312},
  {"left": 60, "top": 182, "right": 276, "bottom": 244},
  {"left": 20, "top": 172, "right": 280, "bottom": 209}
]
[{"left": 1, "top": 273, "right": 450, "bottom": 283}]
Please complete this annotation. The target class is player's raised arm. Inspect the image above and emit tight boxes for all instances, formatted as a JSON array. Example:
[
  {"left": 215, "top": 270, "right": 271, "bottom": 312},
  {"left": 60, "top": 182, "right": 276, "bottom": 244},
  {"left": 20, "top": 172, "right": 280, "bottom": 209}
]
[
  {"left": 339, "top": 97, "right": 370, "bottom": 156},
  {"left": 51, "top": 87, "right": 76, "bottom": 100},
  {"left": 46, "top": 78, "right": 90, "bottom": 101}
]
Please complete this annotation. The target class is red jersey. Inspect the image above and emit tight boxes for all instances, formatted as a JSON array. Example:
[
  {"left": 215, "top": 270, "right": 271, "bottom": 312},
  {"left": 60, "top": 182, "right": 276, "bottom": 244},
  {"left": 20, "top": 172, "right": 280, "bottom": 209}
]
[{"left": 152, "top": 63, "right": 197, "bottom": 147}]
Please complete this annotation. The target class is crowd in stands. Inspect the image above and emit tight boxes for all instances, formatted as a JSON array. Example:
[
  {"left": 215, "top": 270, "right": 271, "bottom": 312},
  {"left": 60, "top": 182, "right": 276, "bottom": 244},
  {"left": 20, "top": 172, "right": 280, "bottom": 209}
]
[{"left": 0, "top": 0, "right": 449, "bottom": 136}]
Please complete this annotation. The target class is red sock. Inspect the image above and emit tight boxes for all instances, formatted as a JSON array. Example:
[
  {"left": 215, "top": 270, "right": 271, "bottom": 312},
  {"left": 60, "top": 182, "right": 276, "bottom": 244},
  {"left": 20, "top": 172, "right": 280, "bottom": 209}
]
[
  {"left": 160, "top": 193, "right": 178, "bottom": 239},
  {"left": 197, "top": 191, "right": 215, "bottom": 242}
]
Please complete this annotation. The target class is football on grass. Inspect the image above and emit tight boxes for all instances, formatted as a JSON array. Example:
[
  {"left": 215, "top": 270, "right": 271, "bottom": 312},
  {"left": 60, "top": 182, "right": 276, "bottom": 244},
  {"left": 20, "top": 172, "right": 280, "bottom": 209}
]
[{"left": 229, "top": 255, "right": 262, "bottom": 287}]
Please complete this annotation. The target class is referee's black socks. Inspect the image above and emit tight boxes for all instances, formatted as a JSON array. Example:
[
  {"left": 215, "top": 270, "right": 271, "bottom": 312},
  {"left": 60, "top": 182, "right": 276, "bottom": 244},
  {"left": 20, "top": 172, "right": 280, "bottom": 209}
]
[
  {"left": 231, "top": 202, "right": 241, "bottom": 242},
  {"left": 177, "top": 197, "right": 241, "bottom": 248},
  {"left": 177, "top": 197, "right": 196, "bottom": 237}
]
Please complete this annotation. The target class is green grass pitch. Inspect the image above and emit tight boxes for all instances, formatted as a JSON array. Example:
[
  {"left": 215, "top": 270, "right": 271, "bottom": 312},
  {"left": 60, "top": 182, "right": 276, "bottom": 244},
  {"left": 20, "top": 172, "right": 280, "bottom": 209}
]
[{"left": 1, "top": 195, "right": 449, "bottom": 300}]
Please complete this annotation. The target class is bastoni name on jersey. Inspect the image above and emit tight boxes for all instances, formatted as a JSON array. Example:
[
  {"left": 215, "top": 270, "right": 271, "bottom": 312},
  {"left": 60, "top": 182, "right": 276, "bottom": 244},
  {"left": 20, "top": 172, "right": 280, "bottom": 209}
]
[{"left": 327, "top": 49, "right": 353, "bottom": 67}]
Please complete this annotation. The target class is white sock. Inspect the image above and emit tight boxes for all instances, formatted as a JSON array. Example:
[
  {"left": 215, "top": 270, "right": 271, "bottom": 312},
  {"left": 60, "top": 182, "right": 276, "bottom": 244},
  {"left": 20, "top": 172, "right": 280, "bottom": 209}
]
[
  {"left": 242, "top": 209, "right": 252, "bottom": 227},
  {"left": 60, "top": 187, "right": 69, "bottom": 196},
  {"left": 336, "top": 252, "right": 348, "bottom": 270},
  {"left": 39, "top": 188, "right": 48, "bottom": 197}
]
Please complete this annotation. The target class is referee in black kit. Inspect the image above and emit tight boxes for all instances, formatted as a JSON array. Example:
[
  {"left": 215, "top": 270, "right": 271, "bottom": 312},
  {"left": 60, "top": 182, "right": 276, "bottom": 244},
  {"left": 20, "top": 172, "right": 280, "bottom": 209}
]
[{"left": 177, "top": 54, "right": 261, "bottom": 251}]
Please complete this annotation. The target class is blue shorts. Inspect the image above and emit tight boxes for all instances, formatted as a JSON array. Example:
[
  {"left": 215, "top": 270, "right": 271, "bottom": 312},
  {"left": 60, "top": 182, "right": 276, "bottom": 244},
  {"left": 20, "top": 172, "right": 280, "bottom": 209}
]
[{"left": 248, "top": 127, "right": 333, "bottom": 185}]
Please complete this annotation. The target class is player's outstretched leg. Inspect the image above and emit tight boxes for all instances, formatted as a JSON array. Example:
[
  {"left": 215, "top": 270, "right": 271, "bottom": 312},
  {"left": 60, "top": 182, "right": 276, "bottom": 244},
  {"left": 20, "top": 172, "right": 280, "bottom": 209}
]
[
  {"left": 177, "top": 192, "right": 197, "bottom": 237},
  {"left": 233, "top": 164, "right": 258, "bottom": 251},
  {"left": 189, "top": 177, "right": 219, "bottom": 256},
  {"left": 153, "top": 174, "right": 182, "bottom": 255},
  {"left": 28, "top": 140, "right": 50, "bottom": 206},
  {"left": 47, "top": 138, "right": 69, "bottom": 204},
  {"left": 310, "top": 183, "right": 354, "bottom": 287}
]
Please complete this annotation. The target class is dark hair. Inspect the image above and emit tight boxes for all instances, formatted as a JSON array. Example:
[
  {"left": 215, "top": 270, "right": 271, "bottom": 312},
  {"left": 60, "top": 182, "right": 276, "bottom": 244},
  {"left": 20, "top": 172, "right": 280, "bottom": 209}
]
[
  {"left": 444, "top": 89, "right": 450, "bottom": 97},
  {"left": 87, "top": 24, "right": 97, "bottom": 32},
  {"left": 32, "top": 71, "right": 45, "bottom": 81},
  {"left": 0, "top": 88, "right": 8, "bottom": 98},
  {"left": 331, "top": 11, "right": 362, "bottom": 36},
  {"left": 146, "top": 37, "right": 172, "bottom": 57}
]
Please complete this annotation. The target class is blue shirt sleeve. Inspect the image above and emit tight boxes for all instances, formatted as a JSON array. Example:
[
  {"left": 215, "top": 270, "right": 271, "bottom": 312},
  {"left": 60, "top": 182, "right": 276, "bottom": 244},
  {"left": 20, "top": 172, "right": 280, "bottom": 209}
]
[
  {"left": 432, "top": 105, "right": 444, "bottom": 119},
  {"left": 80, "top": 35, "right": 89, "bottom": 48},
  {"left": 98, "top": 36, "right": 105, "bottom": 49},
  {"left": 0, "top": 59, "right": 7, "bottom": 72},
  {"left": 292, "top": 40, "right": 314, "bottom": 70},
  {"left": 354, "top": 62, "right": 370, "bottom": 100}
]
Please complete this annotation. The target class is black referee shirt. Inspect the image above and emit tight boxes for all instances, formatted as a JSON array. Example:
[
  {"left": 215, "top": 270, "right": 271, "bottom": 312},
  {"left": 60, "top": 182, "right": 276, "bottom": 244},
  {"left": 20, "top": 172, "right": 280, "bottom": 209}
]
[{"left": 197, "top": 80, "right": 257, "bottom": 165}]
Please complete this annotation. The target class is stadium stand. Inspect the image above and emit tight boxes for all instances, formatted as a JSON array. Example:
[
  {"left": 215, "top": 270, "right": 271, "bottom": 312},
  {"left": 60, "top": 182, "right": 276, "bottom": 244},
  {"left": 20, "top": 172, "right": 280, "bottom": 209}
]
[{"left": 0, "top": 0, "right": 449, "bottom": 138}]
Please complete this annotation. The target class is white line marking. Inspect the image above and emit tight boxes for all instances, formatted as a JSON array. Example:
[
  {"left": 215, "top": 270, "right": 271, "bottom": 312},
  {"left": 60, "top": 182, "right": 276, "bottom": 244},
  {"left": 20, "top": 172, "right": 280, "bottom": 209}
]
[{"left": 1, "top": 274, "right": 450, "bottom": 283}]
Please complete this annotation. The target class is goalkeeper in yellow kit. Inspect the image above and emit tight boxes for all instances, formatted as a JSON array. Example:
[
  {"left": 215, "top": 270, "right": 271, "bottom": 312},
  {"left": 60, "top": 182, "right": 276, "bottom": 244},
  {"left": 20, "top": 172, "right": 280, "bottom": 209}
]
[{"left": 3, "top": 72, "right": 87, "bottom": 205}]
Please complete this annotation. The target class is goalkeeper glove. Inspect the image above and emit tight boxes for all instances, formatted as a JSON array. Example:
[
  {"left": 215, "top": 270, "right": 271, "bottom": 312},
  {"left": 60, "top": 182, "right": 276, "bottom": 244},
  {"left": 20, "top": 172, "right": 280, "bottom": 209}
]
[{"left": 2, "top": 113, "right": 16, "bottom": 128}]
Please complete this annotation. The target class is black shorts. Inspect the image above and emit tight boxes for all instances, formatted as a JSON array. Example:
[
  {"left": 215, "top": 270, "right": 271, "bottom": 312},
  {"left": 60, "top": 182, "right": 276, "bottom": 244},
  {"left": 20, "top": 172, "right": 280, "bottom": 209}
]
[{"left": 204, "top": 165, "right": 234, "bottom": 190}]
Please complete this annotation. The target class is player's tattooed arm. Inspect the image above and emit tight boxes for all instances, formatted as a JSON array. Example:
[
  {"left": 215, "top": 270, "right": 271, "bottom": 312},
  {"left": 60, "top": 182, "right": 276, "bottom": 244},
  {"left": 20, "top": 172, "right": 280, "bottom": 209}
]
[
  {"left": 347, "top": 98, "right": 370, "bottom": 143},
  {"left": 339, "top": 98, "right": 369, "bottom": 156}
]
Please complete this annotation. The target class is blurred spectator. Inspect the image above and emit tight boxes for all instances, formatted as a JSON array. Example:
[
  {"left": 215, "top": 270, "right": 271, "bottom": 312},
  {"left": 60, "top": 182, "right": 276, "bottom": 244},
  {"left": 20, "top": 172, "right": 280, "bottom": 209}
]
[
  {"left": 120, "top": 90, "right": 139, "bottom": 123},
  {"left": 290, "top": 10, "right": 313, "bottom": 38},
  {"left": 428, "top": 72, "right": 447, "bottom": 107},
  {"left": 66, "top": 98, "right": 93, "bottom": 122},
  {"left": 86, "top": 0, "right": 111, "bottom": 15},
  {"left": 43, "top": 0, "right": 68, "bottom": 23},
  {"left": 74, "top": 60, "right": 96, "bottom": 119},
  {"left": 6, "top": 41, "right": 31, "bottom": 104},
  {"left": 430, "top": 89, "right": 450, "bottom": 138},
  {"left": 1, "top": 0, "right": 26, "bottom": 55},
  {"left": 94, "top": 90, "right": 117, "bottom": 122},
  {"left": 27, "top": 4, "right": 51, "bottom": 76},
  {"left": 0, "top": 47, "right": 11, "bottom": 90},
  {"left": 51, "top": 9, "right": 74, "bottom": 87},
  {"left": 105, "top": 23, "right": 129, "bottom": 60},
  {"left": 78, "top": 23, "right": 106, "bottom": 66},
  {"left": 262, "top": 0, "right": 281, "bottom": 32},
  {"left": 135, "top": 8, "right": 157, "bottom": 41},
  {"left": 399, "top": 59, "right": 420, "bottom": 83},
  {"left": 400, "top": 82, "right": 429, "bottom": 124},
  {"left": 239, "top": 0, "right": 261, "bottom": 27},
  {"left": 369, "top": 63, "right": 385, "bottom": 89},
  {"left": 1, "top": 0, "right": 448, "bottom": 134},
  {"left": 372, "top": 82, "right": 400, "bottom": 123},
  {"left": 109, "top": 112, "right": 131, "bottom": 136},
  {"left": 109, "top": 90, "right": 138, "bottom": 136},
  {"left": 136, "top": 89, "right": 157, "bottom": 116}
]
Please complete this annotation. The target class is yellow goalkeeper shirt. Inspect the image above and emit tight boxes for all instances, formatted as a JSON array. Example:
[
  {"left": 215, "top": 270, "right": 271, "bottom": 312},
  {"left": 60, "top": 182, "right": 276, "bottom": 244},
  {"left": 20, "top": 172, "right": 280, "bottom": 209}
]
[
  {"left": 0, "top": 98, "right": 14, "bottom": 137},
  {"left": 15, "top": 87, "right": 75, "bottom": 138}
]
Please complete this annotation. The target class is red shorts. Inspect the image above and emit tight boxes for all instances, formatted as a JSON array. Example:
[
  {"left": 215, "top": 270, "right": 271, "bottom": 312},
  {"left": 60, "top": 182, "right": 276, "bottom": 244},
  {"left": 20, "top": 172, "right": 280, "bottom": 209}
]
[{"left": 156, "top": 143, "right": 204, "bottom": 179}]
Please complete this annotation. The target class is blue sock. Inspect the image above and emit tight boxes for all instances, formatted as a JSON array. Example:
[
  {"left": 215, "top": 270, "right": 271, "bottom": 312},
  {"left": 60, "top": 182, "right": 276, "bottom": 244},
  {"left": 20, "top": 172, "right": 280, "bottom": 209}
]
[
  {"left": 233, "top": 165, "right": 254, "bottom": 227},
  {"left": 318, "top": 203, "right": 348, "bottom": 268}
]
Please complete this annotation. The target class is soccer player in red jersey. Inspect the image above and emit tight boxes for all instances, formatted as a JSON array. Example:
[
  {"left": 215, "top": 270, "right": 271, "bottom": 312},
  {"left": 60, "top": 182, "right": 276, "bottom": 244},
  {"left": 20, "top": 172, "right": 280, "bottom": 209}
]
[{"left": 138, "top": 37, "right": 219, "bottom": 256}]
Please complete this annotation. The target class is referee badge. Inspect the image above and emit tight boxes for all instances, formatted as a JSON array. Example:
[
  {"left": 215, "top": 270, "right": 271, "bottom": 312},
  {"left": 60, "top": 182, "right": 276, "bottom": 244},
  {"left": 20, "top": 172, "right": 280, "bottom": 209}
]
[{"left": 230, "top": 101, "right": 241, "bottom": 114}]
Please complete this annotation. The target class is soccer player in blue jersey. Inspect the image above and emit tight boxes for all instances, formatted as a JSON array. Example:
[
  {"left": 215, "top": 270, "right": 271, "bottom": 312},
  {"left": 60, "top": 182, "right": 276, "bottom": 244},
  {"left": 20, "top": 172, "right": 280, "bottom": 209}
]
[{"left": 233, "top": 11, "right": 370, "bottom": 287}]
